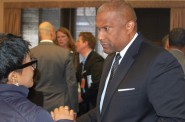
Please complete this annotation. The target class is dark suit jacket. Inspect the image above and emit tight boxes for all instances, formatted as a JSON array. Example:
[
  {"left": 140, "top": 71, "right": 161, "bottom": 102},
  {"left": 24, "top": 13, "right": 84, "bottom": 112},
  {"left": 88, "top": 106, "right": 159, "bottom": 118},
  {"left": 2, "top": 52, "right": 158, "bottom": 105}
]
[
  {"left": 76, "top": 51, "right": 104, "bottom": 111},
  {"left": 77, "top": 33, "right": 185, "bottom": 122},
  {"left": 30, "top": 41, "right": 78, "bottom": 112}
]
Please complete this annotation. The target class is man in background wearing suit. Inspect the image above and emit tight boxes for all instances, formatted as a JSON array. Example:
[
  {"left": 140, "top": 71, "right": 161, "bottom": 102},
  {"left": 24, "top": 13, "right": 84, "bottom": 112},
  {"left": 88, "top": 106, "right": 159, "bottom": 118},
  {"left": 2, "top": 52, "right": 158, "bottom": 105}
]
[
  {"left": 77, "top": 0, "right": 185, "bottom": 122},
  {"left": 168, "top": 28, "right": 185, "bottom": 73},
  {"left": 30, "top": 21, "right": 78, "bottom": 113},
  {"left": 75, "top": 32, "right": 104, "bottom": 117}
]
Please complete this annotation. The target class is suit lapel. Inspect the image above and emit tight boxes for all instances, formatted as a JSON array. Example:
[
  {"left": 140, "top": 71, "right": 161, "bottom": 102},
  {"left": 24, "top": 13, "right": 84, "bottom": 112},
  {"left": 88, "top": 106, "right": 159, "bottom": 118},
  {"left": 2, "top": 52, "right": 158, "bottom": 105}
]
[
  {"left": 101, "top": 53, "right": 135, "bottom": 116},
  {"left": 97, "top": 54, "right": 115, "bottom": 106},
  {"left": 96, "top": 54, "right": 114, "bottom": 120},
  {"left": 83, "top": 50, "right": 93, "bottom": 68}
]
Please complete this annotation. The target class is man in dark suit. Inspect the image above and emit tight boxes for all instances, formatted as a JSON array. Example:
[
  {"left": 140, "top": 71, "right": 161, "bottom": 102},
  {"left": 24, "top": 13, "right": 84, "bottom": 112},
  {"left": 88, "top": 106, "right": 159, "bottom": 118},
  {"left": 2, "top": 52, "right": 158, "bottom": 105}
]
[
  {"left": 30, "top": 21, "right": 78, "bottom": 113},
  {"left": 75, "top": 32, "right": 104, "bottom": 116},
  {"left": 77, "top": 0, "right": 185, "bottom": 122}
]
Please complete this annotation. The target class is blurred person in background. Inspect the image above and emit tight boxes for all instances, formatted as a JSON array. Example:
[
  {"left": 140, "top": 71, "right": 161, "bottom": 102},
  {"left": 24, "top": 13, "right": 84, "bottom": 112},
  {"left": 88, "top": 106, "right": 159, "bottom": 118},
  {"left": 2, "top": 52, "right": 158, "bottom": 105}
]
[
  {"left": 168, "top": 27, "right": 185, "bottom": 73},
  {"left": 56, "top": 27, "right": 79, "bottom": 71},
  {"left": 75, "top": 32, "right": 104, "bottom": 117},
  {"left": 31, "top": 22, "right": 78, "bottom": 113}
]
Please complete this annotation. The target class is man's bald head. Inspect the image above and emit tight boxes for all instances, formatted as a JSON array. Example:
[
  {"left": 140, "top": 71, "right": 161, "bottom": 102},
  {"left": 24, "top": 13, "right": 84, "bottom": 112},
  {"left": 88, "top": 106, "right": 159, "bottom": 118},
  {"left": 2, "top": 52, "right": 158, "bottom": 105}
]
[{"left": 39, "top": 21, "right": 56, "bottom": 41}]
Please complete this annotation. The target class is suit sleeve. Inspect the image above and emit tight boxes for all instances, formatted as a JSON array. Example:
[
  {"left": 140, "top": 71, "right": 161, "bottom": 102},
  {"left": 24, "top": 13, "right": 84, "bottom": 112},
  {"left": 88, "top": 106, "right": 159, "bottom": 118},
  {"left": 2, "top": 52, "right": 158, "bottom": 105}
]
[
  {"left": 147, "top": 51, "right": 185, "bottom": 121},
  {"left": 65, "top": 53, "right": 78, "bottom": 112},
  {"left": 77, "top": 107, "right": 97, "bottom": 122}
]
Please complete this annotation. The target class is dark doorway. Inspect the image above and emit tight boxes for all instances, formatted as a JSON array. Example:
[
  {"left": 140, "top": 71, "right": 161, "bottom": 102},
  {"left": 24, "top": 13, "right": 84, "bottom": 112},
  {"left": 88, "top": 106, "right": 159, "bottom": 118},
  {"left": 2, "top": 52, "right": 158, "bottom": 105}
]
[{"left": 135, "top": 8, "right": 170, "bottom": 46}]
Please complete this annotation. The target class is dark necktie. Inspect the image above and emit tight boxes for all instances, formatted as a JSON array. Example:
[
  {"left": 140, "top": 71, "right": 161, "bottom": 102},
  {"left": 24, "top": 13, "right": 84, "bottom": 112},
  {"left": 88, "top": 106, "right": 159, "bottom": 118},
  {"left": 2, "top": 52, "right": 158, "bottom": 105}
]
[
  {"left": 81, "top": 59, "right": 85, "bottom": 71},
  {"left": 108, "top": 53, "right": 121, "bottom": 84},
  {"left": 80, "top": 60, "right": 86, "bottom": 93}
]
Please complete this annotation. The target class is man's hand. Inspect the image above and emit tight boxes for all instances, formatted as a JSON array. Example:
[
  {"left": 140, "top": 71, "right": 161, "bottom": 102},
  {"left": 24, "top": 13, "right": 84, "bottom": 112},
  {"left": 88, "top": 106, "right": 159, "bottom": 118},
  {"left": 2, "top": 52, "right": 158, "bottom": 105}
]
[{"left": 51, "top": 106, "right": 74, "bottom": 121}]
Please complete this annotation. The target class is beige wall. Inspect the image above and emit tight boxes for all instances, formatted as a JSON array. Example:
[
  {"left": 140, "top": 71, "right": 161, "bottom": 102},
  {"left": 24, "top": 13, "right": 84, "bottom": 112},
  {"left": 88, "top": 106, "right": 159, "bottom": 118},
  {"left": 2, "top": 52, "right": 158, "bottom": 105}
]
[
  {"left": 1, "top": 0, "right": 185, "bottom": 33},
  {"left": 1, "top": 0, "right": 107, "bottom": 33}
]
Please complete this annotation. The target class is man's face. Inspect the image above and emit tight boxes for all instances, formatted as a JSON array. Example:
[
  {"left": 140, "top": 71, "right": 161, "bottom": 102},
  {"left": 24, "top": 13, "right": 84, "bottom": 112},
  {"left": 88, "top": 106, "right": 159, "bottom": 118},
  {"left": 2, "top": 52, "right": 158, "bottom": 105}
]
[
  {"left": 17, "top": 55, "right": 34, "bottom": 88},
  {"left": 56, "top": 31, "right": 69, "bottom": 48},
  {"left": 96, "top": 10, "right": 130, "bottom": 54},
  {"left": 75, "top": 36, "right": 86, "bottom": 53}
]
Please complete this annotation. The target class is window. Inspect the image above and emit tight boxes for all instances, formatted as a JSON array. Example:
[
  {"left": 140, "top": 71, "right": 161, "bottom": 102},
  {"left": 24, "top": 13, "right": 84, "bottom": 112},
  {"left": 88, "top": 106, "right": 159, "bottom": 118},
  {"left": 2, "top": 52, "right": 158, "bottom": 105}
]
[
  {"left": 22, "top": 8, "right": 39, "bottom": 48},
  {"left": 22, "top": 8, "right": 106, "bottom": 58},
  {"left": 75, "top": 7, "right": 96, "bottom": 40}
]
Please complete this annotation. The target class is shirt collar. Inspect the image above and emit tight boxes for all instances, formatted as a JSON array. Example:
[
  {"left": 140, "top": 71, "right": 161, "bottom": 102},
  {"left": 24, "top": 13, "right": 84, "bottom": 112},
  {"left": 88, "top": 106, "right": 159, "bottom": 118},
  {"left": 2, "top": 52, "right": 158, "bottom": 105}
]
[
  {"left": 81, "top": 50, "right": 92, "bottom": 63},
  {"left": 40, "top": 40, "right": 53, "bottom": 43},
  {"left": 118, "top": 32, "right": 138, "bottom": 58}
]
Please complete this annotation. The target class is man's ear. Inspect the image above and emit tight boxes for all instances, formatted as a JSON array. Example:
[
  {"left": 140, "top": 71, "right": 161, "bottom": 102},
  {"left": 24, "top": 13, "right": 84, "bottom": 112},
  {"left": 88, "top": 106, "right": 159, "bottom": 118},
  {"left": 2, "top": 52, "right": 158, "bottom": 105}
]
[
  {"left": 51, "top": 30, "right": 56, "bottom": 41},
  {"left": 126, "top": 20, "right": 135, "bottom": 34},
  {"left": 84, "top": 40, "right": 89, "bottom": 46},
  {"left": 165, "top": 40, "right": 170, "bottom": 50}
]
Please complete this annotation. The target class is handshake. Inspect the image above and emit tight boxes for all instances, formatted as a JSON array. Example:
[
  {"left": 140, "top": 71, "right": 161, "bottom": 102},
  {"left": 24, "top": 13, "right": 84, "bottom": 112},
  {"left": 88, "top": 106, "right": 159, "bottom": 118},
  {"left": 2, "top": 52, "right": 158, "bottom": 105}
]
[{"left": 51, "top": 106, "right": 76, "bottom": 122}]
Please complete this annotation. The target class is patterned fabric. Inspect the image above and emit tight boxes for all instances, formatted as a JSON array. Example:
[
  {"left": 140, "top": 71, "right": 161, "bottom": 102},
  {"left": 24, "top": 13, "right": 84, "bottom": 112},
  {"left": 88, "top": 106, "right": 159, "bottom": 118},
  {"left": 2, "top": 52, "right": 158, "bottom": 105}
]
[{"left": 109, "top": 53, "right": 121, "bottom": 83}]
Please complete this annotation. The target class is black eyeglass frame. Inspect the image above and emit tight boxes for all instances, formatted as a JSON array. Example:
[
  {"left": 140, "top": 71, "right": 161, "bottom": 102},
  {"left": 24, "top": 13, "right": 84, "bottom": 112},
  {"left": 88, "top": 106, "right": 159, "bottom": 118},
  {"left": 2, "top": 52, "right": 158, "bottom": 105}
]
[{"left": 15, "top": 58, "right": 38, "bottom": 70}]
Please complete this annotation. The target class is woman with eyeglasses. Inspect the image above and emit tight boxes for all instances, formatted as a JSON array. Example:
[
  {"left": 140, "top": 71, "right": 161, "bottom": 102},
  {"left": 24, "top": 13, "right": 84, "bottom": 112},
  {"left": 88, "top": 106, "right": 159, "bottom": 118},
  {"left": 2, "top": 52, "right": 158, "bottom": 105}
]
[{"left": 0, "top": 33, "right": 74, "bottom": 122}]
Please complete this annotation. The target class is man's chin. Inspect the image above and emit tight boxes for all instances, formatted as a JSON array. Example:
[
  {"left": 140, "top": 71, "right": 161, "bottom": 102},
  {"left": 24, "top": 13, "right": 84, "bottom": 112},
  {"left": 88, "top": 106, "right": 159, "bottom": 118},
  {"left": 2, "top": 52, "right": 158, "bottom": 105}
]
[{"left": 103, "top": 49, "right": 114, "bottom": 54}]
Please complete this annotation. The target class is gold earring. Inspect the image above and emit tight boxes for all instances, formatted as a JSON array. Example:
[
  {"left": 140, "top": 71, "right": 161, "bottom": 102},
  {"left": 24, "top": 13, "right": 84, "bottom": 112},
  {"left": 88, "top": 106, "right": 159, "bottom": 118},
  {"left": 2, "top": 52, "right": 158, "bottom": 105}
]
[{"left": 13, "top": 76, "right": 19, "bottom": 86}]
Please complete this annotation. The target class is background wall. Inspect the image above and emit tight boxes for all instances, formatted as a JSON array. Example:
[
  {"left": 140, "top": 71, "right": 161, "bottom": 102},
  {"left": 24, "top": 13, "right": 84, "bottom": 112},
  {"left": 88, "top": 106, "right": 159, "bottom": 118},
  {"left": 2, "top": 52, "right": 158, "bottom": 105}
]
[
  {"left": 1, "top": 0, "right": 185, "bottom": 59},
  {"left": 1, "top": 0, "right": 185, "bottom": 33},
  {"left": 1, "top": 0, "right": 185, "bottom": 44}
]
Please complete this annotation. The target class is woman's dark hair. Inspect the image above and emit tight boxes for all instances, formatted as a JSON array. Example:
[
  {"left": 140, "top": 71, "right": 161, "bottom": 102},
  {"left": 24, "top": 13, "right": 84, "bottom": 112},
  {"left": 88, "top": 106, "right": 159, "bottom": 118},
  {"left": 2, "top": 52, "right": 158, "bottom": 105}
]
[{"left": 0, "top": 33, "right": 30, "bottom": 83}]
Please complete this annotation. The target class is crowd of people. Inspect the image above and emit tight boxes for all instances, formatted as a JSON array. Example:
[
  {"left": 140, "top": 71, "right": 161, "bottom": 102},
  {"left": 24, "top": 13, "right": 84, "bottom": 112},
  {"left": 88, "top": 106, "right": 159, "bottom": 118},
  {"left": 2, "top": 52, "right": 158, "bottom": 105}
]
[{"left": 1, "top": 0, "right": 185, "bottom": 122}]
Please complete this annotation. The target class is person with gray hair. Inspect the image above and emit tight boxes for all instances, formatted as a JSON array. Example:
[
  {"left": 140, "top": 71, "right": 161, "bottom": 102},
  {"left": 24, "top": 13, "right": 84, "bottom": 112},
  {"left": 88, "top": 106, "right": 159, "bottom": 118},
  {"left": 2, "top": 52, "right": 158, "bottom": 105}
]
[
  {"left": 168, "top": 27, "right": 185, "bottom": 73},
  {"left": 0, "top": 33, "right": 74, "bottom": 122}
]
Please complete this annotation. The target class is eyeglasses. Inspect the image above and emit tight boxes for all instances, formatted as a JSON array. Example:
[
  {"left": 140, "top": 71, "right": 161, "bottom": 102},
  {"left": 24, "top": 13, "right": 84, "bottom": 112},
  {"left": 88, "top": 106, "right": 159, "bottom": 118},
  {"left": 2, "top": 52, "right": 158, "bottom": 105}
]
[{"left": 15, "top": 58, "right": 38, "bottom": 70}]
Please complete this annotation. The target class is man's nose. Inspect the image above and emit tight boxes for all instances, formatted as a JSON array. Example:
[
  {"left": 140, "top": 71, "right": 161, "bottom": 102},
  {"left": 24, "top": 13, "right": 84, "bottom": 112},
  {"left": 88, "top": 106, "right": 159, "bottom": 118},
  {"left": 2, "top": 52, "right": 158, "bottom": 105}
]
[{"left": 98, "top": 30, "right": 105, "bottom": 41}]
